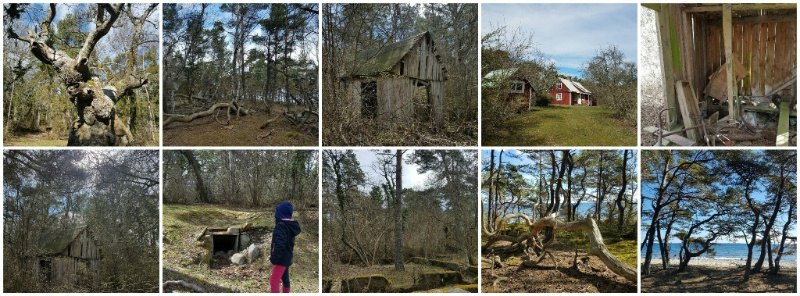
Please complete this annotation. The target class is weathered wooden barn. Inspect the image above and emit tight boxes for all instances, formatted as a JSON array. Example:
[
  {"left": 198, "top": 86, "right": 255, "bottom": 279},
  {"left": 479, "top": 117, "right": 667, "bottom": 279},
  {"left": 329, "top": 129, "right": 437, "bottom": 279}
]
[
  {"left": 549, "top": 78, "right": 594, "bottom": 106},
  {"left": 341, "top": 31, "right": 447, "bottom": 128},
  {"left": 643, "top": 3, "right": 796, "bottom": 146},
  {"left": 483, "top": 68, "right": 535, "bottom": 112},
  {"left": 32, "top": 227, "right": 101, "bottom": 287}
]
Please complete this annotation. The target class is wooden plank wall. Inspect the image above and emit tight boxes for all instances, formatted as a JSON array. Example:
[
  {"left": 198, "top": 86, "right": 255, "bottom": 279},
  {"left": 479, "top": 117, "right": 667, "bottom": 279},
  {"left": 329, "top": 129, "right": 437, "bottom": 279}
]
[
  {"left": 429, "top": 81, "right": 444, "bottom": 127},
  {"left": 700, "top": 17, "right": 796, "bottom": 96},
  {"left": 395, "top": 35, "right": 443, "bottom": 82},
  {"left": 377, "top": 77, "right": 416, "bottom": 121}
]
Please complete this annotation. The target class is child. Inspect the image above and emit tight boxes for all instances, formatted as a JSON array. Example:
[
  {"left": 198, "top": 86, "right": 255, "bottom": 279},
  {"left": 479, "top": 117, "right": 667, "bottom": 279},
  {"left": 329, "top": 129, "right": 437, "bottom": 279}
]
[{"left": 270, "top": 201, "right": 301, "bottom": 293}]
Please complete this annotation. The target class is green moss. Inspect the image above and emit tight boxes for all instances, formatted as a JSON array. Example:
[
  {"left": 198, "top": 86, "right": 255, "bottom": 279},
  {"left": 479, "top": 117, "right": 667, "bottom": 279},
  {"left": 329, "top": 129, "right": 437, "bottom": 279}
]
[{"left": 606, "top": 240, "right": 638, "bottom": 268}]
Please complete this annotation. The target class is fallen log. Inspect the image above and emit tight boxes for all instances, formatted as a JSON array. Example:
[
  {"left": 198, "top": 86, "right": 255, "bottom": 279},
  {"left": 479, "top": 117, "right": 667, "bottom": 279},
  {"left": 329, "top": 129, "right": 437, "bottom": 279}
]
[{"left": 164, "top": 103, "right": 249, "bottom": 127}]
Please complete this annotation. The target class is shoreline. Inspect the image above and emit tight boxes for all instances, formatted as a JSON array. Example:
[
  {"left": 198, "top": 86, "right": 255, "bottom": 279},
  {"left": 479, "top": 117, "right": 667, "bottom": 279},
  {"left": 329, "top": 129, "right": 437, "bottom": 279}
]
[{"left": 646, "top": 257, "right": 798, "bottom": 268}]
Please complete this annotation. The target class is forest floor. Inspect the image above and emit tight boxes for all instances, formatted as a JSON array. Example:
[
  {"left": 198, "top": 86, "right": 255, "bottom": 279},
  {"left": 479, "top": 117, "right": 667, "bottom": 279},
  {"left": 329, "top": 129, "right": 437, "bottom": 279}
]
[
  {"left": 642, "top": 265, "right": 797, "bottom": 293},
  {"left": 324, "top": 255, "right": 478, "bottom": 293},
  {"left": 483, "top": 106, "right": 636, "bottom": 146},
  {"left": 4, "top": 130, "right": 67, "bottom": 146},
  {"left": 482, "top": 240, "right": 637, "bottom": 293},
  {"left": 164, "top": 105, "right": 317, "bottom": 146},
  {"left": 162, "top": 204, "right": 318, "bottom": 293}
]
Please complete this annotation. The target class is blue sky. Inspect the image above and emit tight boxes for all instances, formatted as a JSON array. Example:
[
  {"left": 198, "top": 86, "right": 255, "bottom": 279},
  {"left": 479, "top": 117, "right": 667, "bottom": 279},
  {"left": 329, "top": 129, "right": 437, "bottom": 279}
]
[{"left": 482, "top": 3, "right": 637, "bottom": 78}]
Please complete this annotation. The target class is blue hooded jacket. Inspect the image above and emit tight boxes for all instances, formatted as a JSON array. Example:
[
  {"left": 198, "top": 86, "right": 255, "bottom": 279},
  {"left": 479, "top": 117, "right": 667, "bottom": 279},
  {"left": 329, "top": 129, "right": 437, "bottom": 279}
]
[{"left": 270, "top": 201, "right": 301, "bottom": 266}]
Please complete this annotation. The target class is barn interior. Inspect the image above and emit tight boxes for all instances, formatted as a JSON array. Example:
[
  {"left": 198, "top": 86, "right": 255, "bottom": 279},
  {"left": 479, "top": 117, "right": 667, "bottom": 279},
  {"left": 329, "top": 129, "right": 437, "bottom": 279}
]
[{"left": 643, "top": 3, "right": 796, "bottom": 146}]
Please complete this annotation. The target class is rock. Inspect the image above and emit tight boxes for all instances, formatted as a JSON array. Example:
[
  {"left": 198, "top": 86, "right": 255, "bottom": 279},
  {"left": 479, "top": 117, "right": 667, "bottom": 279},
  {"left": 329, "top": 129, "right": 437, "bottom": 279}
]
[
  {"left": 414, "top": 271, "right": 463, "bottom": 290},
  {"left": 239, "top": 233, "right": 251, "bottom": 250},
  {"left": 227, "top": 250, "right": 234, "bottom": 257},
  {"left": 341, "top": 275, "right": 390, "bottom": 292},
  {"left": 246, "top": 244, "right": 261, "bottom": 263},
  {"left": 214, "top": 251, "right": 226, "bottom": 257},
  {"left": 231, "top": 253, "right": 246, "bottom": 265}
]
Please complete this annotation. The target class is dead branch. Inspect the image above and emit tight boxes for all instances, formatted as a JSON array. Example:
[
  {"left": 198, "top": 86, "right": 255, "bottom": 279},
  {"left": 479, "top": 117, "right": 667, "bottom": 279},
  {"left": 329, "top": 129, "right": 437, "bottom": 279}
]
[
  {"left": 164, "top": 103, "right": 249, "bottom": 127},
  {"left": 162, "top": 280, "right": 206, "bottom": 293},
  {"left": 260, "top": 115, "right": 282, "bottom": 129}
]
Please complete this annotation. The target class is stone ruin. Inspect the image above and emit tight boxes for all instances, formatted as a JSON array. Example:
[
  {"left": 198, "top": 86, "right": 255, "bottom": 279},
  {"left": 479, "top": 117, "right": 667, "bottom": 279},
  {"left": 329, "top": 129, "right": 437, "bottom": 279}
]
[{"left": 196, "top": 224, "right": 262, "bottom": 267}]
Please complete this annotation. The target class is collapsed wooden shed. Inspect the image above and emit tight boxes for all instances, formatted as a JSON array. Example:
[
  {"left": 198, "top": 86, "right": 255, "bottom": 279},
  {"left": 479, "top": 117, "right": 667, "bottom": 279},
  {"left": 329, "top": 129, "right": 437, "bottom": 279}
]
[
  {"left": 644, "top": 3, "right": 796, "bottom": 146},
  {"left": 32, "top": 227, "right": 101, "bottom": 287},
  {"left": 341, "top": 31, "right": 447, "bottom": 128}
]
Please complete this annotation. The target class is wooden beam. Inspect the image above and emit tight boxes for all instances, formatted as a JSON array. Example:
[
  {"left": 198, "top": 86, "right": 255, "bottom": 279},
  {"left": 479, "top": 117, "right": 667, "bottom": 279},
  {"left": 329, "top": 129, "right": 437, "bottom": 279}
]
[
  {"left": 684, "top": 3, "right": 797, "bottom": 13},
  {"left": 776, "top": 101, "right": 790, "bottom": 146},
  {"left": 657, "top": 4, "right": 679, "bottom": 128},
  {"left": 723, "top": 4, "right": 738, "bottom": 122},
  {"left": 675, "top": 81, "right": 702, "bottom": 143},
  {"left": 733, "top": 14, "right": 796, "bottom": 24},
  {"left": 643, "top": 126, "right": 697, "bottom": 146}
]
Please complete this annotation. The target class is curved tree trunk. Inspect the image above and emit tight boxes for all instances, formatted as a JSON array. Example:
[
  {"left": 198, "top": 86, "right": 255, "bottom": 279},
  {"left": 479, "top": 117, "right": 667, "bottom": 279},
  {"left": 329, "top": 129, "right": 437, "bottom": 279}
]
[
  {"left": 179, "top": 150, "right": 210, "bottom": 203},
  {"left": 483, "top": 214, "right": 636, "bottom": 282}
]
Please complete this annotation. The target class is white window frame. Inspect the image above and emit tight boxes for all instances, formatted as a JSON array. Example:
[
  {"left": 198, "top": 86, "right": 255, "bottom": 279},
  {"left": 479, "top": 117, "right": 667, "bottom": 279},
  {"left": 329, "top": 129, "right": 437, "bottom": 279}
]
[
  {"left": 510, "top": 81, "right": 524, "bottom": 94},
  {"left": 555, "top": 93, "right": 562, "bottom": 101},
  {"left": 557, "top": 82, "right": 562, "bottom": 89}
]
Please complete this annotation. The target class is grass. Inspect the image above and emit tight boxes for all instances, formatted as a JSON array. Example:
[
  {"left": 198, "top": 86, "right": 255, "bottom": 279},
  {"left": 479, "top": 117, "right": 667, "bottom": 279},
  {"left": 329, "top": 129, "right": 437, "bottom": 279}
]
[
  {"left": 162, "top": 204, "right": 319, "bottom": 293},
  {"left": 483, "top": 106, "right": 636, "bottom": 146}
]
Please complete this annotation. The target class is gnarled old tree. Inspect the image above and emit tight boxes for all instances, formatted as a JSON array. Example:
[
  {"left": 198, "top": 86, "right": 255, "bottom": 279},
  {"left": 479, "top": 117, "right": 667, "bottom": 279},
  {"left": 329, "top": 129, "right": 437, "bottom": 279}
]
[
  {"left": 5, "top": 4, "right": 154, "bottom": 146},
  {"left": 482, "top": 149, "right": 637, "bottom": 283}
]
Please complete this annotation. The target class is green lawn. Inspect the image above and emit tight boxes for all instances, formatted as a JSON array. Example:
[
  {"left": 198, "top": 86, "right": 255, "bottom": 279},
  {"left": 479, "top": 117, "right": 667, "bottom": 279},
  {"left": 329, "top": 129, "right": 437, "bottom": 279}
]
[{"left": 483, "top": 106, "right": 636, "bottom": 146}]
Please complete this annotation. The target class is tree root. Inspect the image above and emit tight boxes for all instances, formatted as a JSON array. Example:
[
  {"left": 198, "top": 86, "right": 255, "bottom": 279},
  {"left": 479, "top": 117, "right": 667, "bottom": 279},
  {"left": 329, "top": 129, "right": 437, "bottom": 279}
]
[
  {"left": 164, "top": 102, "right": 250, "bottom": 127},
  {"left": 482, "top": 213, "right": 637, "bottom": 282}
]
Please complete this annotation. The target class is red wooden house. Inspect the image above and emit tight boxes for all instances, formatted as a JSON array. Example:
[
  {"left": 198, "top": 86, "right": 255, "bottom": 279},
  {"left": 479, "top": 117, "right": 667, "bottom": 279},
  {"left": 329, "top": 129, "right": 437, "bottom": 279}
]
[{"left": 549, "top": 77, "right": 594, "bottom": 106}]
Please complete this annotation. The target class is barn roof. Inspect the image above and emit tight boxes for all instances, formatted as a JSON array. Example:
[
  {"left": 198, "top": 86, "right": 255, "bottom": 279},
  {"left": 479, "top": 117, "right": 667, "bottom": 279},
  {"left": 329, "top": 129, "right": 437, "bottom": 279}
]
[
  {"left": 483, "top": 68, "right": 518, "bottom": 88},
  {"left": 558, "top": 77, "right": 591, "bottom": 94},
  {"left": 349, "top": 31, "right": 445, "bottom": 78},
  {"left": 38, "top": 226, "right": 88, "bottom": 256}
]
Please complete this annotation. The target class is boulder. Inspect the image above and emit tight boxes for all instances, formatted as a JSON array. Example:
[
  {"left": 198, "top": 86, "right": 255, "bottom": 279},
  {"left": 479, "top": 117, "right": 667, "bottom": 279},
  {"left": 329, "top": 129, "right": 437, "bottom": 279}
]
[
  {"left": 239, "top": 233, "right": 252, "bottom": 250},
  {"left": 231, "top": 253, "right": 246, "bottom": 265},
  {"left": 341, "top": 275, "right": 390, "bottom": 292},
  {"left": 246, "top": 244, "right": 261, "bottom": 263}
]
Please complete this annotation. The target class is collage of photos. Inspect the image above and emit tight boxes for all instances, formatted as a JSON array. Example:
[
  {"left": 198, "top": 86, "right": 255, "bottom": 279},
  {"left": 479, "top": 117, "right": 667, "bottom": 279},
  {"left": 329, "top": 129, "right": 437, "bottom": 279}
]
[{"left": 1, "top": 1, "right": 798, "bottom": 295}]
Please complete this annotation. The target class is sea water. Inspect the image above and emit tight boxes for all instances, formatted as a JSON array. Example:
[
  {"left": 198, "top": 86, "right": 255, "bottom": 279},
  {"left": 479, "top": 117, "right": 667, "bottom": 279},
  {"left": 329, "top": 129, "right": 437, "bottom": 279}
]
[{"left": 645, "top": 243, "right": 797, "bottom": 263}]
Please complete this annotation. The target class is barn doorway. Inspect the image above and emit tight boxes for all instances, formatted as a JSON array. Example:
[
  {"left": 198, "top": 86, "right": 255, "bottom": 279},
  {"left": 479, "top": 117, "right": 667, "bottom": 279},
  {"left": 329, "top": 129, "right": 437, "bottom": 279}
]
[
  {"left": 361, "top": 81, "right": 378, "bottom": 119},
  {"left": 39, "top": 259, "right": 52, "bottom": 282},
  {"left": 212, "top": 234, "right": 237, "bottom": 255},
  {"left": 414, "top": 80, "right": 432, "bottom": 122}
]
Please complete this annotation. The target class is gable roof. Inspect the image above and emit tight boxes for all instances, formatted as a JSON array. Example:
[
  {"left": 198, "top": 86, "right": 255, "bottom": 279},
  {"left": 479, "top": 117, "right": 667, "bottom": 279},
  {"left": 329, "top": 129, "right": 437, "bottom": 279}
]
[
  {"left": 37, "top": 226, "right": 93, "bottom": 256},
  {"left": 349, "top": 31, "right": 445, "bottom": 78},
  {"left": 572, "top": 81, "right": 592, "bottom": 94},
  {"left": 558, "top": 77, "right": 591, "bottom": 94}
]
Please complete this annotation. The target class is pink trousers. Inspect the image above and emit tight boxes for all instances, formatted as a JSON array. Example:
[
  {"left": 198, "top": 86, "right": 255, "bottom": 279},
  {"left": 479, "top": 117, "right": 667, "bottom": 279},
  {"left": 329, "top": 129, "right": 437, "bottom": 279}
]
[{"left": 270, "top": 265, "right": 290, "bottom": 293}]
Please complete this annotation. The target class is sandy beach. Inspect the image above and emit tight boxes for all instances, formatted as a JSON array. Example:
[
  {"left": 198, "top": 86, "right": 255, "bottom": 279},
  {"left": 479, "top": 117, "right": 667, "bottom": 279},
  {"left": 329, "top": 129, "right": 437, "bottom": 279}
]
[
  {"left": 642, "top": 263, "right": 797, "bottom": 293},
  {"left": 652, "top": 257, "right": 798, "bottom": 268}
]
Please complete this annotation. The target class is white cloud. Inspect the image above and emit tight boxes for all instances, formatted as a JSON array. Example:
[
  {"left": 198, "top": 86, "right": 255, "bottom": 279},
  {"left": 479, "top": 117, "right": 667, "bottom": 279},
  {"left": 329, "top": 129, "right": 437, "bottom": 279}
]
[{"left": 482, "top": 4, "right": 638, "bottom": 71}]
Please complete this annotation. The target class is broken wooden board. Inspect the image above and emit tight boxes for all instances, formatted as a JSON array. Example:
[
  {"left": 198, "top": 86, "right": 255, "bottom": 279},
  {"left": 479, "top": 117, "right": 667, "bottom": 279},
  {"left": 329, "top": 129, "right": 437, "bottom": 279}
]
[
  {"left": 675, "top": 81, "right": 702, "bottom": 143},
  {"left": 644, "top": 126, "right": 697, "bottom": 146},
  {"left": 703, "top": 58, "right": 747, "bottom": 101}
]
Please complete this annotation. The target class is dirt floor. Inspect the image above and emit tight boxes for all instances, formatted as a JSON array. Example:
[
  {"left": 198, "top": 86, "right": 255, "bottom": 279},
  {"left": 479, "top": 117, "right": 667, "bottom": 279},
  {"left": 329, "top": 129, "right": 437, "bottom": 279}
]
[
  {"left": 162, "top": 204, "right": 319, "bottom": 293},
  {"left": 4, "top": 131, "right": 67, "bottom": 146},
  {"left": 482, "top": 242, "right": 636, "bottom": 293},
  {"left": 164, "top": 105, "right": 317, "bottom": 146},
  {"left": 642, "top": 265, "right": 797, "bottom": 293}
]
